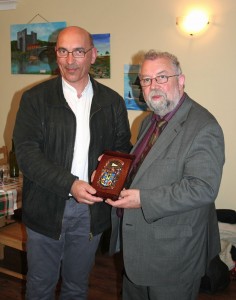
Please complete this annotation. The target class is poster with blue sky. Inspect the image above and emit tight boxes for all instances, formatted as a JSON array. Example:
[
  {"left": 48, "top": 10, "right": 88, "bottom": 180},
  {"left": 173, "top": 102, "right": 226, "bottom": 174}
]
[
  {"left": 90, "top": 33, "right": 110, "bottom": 78},
  {"left": 11, "top": 22, "right": 66, "bottom": 75}
]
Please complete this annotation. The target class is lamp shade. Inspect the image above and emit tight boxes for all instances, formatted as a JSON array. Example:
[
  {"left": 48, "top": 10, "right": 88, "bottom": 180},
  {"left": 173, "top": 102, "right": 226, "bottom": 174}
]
[{"left": 176, "top": 10, "right": 210, "bottom": 36}]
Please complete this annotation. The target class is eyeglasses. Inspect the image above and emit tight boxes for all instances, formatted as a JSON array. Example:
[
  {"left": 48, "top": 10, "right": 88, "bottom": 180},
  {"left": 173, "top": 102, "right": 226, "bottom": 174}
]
[
  {"left": 139, "top": 74, "right": 180, "bottom": 87},
  {"left": 56, "top": 47, "right": 93, "bottom": 58}
]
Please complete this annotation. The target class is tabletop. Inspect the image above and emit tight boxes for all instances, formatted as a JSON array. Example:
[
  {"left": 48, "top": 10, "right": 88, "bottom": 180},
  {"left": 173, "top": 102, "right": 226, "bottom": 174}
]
[{"left": 0, "top": 176, "right": 23, "bottom": 217}]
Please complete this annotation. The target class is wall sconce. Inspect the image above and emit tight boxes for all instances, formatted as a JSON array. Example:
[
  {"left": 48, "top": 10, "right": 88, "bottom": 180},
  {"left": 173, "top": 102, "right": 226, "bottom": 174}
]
[{"left": 176, "top": 9, "right": 210, "bottom": 36}]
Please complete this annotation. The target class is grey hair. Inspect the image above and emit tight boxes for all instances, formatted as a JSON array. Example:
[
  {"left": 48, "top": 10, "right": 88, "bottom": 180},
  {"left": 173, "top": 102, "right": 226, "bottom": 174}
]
[{"left": 141, "top": 50, "right": 182, "bottom": 75}]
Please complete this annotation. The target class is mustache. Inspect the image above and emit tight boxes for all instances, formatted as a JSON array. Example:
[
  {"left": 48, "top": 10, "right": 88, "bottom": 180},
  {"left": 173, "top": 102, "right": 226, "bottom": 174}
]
[
  {"left": 65, "top": 64, "right": 79, "bottom": 69},
  {"left": 149, "top": 89, "right": 165, "bottom": 97}
]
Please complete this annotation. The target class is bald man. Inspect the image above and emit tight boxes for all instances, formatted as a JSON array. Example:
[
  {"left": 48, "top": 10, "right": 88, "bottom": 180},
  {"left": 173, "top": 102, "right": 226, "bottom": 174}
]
[{"left": 13, "top": 26, "right": 131, "bottom": 299}]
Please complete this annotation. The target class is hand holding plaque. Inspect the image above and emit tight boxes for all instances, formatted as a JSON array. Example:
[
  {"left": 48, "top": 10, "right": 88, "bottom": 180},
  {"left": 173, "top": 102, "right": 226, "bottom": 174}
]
[{"left": 92, "top": 151, "right": 135, "bottom": 200}]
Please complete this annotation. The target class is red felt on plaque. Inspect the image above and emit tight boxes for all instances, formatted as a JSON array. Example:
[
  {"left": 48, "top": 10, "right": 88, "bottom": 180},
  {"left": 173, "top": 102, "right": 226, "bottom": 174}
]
[{"left": 92, "top": 151, "right": 135, "bottom": 200}]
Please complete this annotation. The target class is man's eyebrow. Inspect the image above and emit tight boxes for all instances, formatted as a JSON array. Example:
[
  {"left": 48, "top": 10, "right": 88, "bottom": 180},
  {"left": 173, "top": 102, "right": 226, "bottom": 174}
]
[
  {"left": 156, "top": 70, "right": 168, "bottom": 75},
  {"left": 57, "top": 47, "right": 85, "bottom": 50},
  {"left": 140, "top": 70, "right": 167, "bottom": 77}
]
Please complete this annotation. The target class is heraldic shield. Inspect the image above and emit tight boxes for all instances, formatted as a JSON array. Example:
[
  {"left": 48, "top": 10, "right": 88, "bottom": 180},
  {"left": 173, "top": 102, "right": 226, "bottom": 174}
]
[{"left": 92, "top": 151, "right": 135, "bottom": 200}]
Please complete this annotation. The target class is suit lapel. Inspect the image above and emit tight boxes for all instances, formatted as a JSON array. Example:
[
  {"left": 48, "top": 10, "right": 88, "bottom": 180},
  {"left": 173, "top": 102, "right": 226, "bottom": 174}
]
[{"left": 131, "top": 97, "right": 193, "bottom": 185}]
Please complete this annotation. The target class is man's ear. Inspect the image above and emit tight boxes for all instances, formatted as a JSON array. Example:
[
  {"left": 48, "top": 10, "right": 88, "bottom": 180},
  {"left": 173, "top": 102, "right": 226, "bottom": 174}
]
[
  {"left": 178, "top": 74, "right": 185, "bottom": 89},
  {"left": 91, "top": 47, "right": 98, "bottom": 64}
]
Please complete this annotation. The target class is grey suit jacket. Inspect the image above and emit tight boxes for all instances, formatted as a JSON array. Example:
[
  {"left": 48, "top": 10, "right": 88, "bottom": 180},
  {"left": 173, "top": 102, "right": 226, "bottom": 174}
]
[{"left": 111, "top": 94, "right": 225, "bottom": 287}]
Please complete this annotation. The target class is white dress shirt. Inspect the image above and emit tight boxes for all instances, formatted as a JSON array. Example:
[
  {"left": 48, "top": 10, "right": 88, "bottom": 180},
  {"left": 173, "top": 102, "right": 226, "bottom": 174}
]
[{"left": 62, "top": 77, "right": 93, "bottom": 182}]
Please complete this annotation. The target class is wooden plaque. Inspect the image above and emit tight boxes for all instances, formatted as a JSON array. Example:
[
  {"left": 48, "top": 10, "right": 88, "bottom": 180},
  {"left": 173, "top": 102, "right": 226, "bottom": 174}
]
[{"left": 92, "top": 151, "right": 135, "bottom": 200}]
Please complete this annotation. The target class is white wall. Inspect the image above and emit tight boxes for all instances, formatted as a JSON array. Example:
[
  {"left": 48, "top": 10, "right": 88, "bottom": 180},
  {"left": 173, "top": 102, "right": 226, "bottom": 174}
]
[{"left": 0, "top": 0, "right": 235, "bottom": 209}]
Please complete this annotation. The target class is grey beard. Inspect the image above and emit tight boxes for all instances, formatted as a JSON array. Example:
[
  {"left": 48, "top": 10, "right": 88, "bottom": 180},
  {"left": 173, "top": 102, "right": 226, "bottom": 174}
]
[{"left": 146, "top": 98, "right": 176, "bottom": 117}]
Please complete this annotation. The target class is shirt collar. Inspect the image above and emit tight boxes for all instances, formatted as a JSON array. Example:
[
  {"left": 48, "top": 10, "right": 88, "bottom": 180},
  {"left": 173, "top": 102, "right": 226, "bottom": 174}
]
[{"left": 62, "top": 75, "right": 91, "bottom": 98}]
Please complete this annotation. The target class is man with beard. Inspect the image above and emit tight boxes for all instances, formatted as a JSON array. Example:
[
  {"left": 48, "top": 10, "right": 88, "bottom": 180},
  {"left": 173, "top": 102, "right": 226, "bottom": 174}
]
[{"left": 106, "top": 50, "right": 225, "bottom": 300}]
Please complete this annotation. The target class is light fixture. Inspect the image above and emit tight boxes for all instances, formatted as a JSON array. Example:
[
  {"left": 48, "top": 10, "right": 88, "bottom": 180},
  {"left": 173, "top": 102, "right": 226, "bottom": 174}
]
[{"left": 176, "top": 9, "right": 210, "bottom": 36}]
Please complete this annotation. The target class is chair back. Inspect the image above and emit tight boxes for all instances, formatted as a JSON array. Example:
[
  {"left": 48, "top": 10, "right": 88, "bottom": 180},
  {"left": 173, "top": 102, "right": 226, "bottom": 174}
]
[{"left": 0, "top": 145, "right": 8, "bottom": 165}]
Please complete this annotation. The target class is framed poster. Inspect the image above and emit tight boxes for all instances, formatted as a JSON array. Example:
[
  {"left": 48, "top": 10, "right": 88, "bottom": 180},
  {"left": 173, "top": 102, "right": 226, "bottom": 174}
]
[
  {"left": 90, "top": 33, "right": 110, "bottom": 79},
  {"left": 11, "top": 22, "right": 66, "bottom": 75},
  {"left": 124, "top": 64, "right": 148, "bottom": 111}
]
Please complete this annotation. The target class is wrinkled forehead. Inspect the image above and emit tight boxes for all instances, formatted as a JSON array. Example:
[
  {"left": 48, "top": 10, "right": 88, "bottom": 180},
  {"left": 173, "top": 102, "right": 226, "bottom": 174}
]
[{"left": 140, "top": 57, "right": 176, "bottom": 76}]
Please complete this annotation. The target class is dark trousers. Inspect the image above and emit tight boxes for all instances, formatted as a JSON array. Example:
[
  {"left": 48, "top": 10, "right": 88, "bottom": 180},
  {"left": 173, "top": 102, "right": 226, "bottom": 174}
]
[
  {"left": 25, "top": 198, "right": 101, "bottom": 300},
  {"left": 122, "top": 273, "right": 201, "bottom": 300}
]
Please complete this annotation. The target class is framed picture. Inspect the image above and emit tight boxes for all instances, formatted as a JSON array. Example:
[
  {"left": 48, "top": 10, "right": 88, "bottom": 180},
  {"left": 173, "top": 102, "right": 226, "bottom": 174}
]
[
  {"left": 90, "top": 33, "right": 110, "bottom": 79},
  {"left": 11, "top": 22, "right": 66, "bottom": 75},
  {"left": 124, "top": 64, "right": 148, "bottom": 111}
]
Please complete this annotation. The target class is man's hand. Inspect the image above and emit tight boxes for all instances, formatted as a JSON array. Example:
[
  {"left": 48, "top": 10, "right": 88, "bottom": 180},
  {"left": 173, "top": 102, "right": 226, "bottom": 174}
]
[
  {"left": 70, "top": 179, "right": 103, "bottom": 205},
  {"left": 105, "top": 189, "right": 141, "bottom": 209}
]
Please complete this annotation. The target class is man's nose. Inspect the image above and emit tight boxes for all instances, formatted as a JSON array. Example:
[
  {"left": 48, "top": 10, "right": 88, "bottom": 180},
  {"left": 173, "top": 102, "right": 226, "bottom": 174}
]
[{"left": 66, "top": 52, "right": 75, "bottom": 63}]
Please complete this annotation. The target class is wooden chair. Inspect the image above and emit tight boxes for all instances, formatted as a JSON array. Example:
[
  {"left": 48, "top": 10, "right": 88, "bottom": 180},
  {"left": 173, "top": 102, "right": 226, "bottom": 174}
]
[
  {"left": 0, "top": 221, "right": 27, "bottom": 279},
  {"left": 0, "top": 145, "right": 8, "bottom": 165}
]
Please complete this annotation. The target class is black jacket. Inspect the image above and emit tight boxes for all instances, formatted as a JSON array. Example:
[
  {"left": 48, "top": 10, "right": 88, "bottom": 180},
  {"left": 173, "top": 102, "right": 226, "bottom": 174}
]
[{"left": 13, "top": 76, "right": 131, "bottom": 239}]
